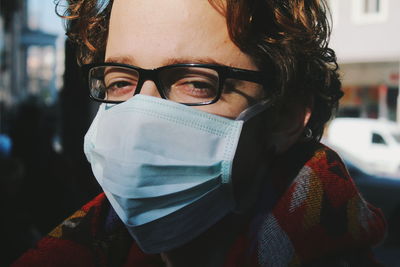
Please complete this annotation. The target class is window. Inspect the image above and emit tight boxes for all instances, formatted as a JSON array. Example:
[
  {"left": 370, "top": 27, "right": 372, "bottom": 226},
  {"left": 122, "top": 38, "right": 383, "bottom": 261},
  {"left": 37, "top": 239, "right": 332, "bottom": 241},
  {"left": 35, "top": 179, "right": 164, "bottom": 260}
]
[
  {"left": 372, "top": 133, "right": 387, "bottom": 145},
  {"left": 352, "top": 0, "right": 388, "bottom": 24},
  {"left": 364, "top": 0, "right": 381, "bottom": 14}
]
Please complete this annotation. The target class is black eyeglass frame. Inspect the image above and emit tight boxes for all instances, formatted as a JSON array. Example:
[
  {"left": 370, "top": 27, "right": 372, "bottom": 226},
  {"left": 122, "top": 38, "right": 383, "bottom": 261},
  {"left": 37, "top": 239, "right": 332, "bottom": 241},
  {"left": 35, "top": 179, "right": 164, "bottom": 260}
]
[{"left": 82, "top": 62, "right": 270, "bottom": 106}]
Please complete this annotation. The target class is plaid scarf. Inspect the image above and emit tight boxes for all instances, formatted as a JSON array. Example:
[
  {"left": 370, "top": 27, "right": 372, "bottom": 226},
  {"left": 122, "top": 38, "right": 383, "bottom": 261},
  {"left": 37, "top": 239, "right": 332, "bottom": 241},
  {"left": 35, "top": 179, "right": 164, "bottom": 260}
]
[{"left": 13, "top": 142, "right": 386, "bottom": 267}]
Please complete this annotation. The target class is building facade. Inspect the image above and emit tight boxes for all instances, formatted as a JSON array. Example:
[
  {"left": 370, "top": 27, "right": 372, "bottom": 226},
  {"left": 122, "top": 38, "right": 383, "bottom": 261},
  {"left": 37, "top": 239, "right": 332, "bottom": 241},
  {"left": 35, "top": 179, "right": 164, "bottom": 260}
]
[
  {"left": 0, "top": 0, "right": 58, "bottom": 133},
  {"left": 329, "top": 0, "right": 400, "bottom": 123}
]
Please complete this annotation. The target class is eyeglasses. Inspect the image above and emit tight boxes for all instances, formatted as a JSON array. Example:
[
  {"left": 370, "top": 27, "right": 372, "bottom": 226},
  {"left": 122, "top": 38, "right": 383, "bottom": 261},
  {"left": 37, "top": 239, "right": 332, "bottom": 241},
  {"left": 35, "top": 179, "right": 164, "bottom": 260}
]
[{"left": 82, "top": 63, "right": 268, "bottom": 106}]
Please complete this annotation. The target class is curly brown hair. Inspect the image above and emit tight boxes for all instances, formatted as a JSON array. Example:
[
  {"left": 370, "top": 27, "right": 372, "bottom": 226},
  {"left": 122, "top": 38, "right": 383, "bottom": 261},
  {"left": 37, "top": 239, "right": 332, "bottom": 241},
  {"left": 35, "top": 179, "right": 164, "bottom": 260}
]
[{"left": 57, "top": 0, "right": 342, "bottom": 141}]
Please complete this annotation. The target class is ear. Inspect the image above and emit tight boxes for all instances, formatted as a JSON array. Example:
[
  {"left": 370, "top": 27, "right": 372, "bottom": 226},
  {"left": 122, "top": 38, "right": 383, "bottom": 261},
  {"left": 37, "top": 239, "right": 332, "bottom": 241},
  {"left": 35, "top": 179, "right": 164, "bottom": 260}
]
[
  {"left": 303, "top": 107, "right": 312, "bottom": 126},
  {"left": 269, "top": 106, "right": 312, "bottom": 154}
]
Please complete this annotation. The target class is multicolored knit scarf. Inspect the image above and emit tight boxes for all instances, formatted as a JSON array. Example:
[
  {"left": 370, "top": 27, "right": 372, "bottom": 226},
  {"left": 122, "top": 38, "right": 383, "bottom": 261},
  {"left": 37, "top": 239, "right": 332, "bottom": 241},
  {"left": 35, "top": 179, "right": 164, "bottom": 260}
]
[{"left": 13, "top": 142, "right": 386, "bottom": 266}]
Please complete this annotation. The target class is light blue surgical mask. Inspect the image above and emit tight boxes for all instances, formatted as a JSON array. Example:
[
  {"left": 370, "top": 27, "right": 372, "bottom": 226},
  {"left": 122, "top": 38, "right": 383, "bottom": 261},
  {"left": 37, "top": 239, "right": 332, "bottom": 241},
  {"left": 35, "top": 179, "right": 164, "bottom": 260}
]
[{"left": 84, "top": 94, "right": 266, "bottom": 253}]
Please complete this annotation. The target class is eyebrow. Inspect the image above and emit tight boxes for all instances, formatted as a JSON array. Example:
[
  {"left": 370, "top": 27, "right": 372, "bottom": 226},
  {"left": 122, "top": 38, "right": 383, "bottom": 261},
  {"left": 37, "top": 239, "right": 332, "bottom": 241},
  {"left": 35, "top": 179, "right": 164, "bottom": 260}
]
[
  {"left": 105, "top": 55, "right": 137, "bottom": 65},
  {"left": 105, "top": 56, "right": 225, "bottom": 68},
  {"left": 163, "top": 57, "right": 223, "bottom": 66}
]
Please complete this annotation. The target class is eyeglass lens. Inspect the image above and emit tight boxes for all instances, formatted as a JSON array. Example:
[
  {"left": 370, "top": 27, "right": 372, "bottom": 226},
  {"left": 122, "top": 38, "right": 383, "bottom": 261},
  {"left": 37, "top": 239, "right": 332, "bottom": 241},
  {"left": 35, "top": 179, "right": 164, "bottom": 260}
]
[{"left": 89, "top": 66, "right": 220, "bottom": 104}]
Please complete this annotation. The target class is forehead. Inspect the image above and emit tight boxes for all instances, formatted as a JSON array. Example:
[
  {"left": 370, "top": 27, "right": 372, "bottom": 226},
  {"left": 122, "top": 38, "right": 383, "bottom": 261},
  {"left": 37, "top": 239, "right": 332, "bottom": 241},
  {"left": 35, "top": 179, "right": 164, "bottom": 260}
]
[{"left": 106, "top": 0, "right": 256, "bottom": 70}]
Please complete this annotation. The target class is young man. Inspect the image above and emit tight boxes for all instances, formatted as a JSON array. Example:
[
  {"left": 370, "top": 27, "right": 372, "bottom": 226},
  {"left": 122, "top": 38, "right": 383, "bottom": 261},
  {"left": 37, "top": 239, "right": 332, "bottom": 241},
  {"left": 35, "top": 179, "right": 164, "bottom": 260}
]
[{"left": 14, "top": 0, "right": 386, "bottom": 266}]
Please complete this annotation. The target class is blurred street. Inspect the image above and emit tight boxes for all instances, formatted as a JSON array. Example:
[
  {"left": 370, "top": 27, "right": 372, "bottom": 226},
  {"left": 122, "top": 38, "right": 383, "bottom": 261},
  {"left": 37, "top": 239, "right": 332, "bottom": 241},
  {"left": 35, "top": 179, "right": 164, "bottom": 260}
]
[{"left": 348, "top": 160, "right": 400, "bottom": 267}]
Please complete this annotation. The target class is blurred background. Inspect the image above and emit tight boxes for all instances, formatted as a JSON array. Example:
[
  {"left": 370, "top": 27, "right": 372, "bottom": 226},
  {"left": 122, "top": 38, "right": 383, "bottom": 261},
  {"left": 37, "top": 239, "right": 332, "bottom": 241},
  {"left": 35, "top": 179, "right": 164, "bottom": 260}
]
[
  {"left": 0, "top": 0, "right": 399, "bottom": 266},
  {"left": 323, "top": 2, "right": 400, "bottom": 266},
  {"left": 0, "top": 0, "right": 101, "bottom": 265}
]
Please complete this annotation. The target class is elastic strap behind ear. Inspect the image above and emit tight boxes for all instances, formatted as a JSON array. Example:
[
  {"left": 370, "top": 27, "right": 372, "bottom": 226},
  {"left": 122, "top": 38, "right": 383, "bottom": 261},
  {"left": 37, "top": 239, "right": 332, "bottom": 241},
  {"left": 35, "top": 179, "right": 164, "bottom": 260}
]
[{"left": 235, "top": 100, "right": 269, "bottom": 122}]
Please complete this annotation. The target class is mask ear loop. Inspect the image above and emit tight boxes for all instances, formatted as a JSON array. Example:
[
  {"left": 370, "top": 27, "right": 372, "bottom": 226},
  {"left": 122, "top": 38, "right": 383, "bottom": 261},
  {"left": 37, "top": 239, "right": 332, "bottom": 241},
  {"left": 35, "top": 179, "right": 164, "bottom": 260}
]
[
  {"left": 235, "top": 99, "right": 269, "bottom": 122},
  {"left": 105, "top": 103, "right": 117, "bottom": 110}
]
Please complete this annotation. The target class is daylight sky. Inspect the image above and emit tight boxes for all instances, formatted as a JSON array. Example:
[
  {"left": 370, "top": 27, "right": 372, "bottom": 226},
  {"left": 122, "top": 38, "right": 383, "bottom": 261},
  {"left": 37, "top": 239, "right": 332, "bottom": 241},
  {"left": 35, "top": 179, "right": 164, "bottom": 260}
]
[{"left": 28, "top": 0, "right": 65, "bottom": 35}]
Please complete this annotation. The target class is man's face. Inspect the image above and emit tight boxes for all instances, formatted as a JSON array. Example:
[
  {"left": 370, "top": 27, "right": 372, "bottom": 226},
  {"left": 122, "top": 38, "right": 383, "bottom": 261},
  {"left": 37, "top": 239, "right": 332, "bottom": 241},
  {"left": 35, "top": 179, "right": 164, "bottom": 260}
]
[{"left": 106, "top": 0, "right": 264, "bottom": 118}]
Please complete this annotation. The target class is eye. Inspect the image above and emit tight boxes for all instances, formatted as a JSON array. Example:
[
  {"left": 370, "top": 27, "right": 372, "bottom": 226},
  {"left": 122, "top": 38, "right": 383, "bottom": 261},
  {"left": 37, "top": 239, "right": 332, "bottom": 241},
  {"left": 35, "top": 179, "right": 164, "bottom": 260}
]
[
  {"left": 158, "top": 67, "right": 220, "bottom": 104},
  {"left": 104, "top": 79, "right": 138, "bottom": 100},
  {"left": 178, "top": 79, "right": 215, "bottom": 90},
  {"left": 89, "top": 66, "right": 140, "bottom": 101},
  {"left": 172, "top": 77, "right": 217, "bottom": 98},
  {"left": 106, "top": 80, "right": 134, "bottom": 90}
]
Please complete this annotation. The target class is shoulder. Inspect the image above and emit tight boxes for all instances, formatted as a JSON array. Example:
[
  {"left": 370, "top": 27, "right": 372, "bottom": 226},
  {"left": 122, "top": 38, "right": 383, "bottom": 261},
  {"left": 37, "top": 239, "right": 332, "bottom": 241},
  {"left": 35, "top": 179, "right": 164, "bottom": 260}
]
[
  {"left": 254, "top": 143, "right": 386, "bottom": 266},
  {"left": 12, "top": 193, "right": 109, "bottom": 267}
]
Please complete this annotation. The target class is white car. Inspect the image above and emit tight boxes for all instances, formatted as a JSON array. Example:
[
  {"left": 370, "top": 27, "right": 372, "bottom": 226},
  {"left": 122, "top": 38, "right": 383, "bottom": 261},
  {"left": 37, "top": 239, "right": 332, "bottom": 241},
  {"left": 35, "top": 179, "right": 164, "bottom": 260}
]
[{"left": 325, "top": 118, "right": 400, "bottom": 177}]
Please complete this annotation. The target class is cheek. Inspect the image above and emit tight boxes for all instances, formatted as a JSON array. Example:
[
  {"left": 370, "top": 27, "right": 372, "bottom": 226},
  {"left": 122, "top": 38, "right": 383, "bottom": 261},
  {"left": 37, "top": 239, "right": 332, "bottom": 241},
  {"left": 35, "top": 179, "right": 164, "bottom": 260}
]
[
  {"left": 193, "top": 84, "right": 265, "bottom": 119},
  {"left": 194, "top": 97, "right": 250, "bottom": 119}
]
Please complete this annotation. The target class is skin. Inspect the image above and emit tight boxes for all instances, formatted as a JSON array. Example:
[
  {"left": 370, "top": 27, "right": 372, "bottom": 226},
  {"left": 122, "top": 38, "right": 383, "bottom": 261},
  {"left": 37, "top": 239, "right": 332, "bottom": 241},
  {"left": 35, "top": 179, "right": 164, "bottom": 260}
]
[{"left": 106, "top": 0, "right": 265, "bottom": 119}]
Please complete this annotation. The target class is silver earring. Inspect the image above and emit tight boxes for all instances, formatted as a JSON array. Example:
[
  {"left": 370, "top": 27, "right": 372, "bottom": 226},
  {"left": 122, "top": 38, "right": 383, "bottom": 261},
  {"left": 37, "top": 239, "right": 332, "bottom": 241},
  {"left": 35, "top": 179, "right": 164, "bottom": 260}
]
[{"left": 304, "top": 127, "right": 313, "bottom": 140}]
